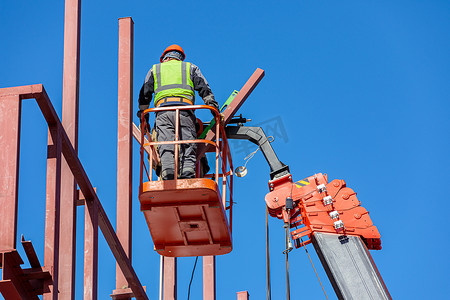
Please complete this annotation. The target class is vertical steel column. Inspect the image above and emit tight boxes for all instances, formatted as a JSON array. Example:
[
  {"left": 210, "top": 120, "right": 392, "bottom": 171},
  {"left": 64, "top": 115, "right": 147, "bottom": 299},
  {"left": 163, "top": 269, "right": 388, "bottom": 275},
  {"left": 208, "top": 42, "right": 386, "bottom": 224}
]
[
  {"left": 59, "top": 0, "right": 81, "bottom": 298},
  {"left": 116, "top": 17, "right": 134, "bottom": 294},
  {"left": 236, "top": 291, "right": 249, "bottom": 300},
  {"left": 84, "top": 197, "right": 98, "bottom": 300},
  {"left": 203, "top": 256, "right": 216, "bottom": 300},
  {"left": 163, "top": 257, "right": 177, "bottom": 300},
  {"left": 43, "top": 127, "right": 62, "bottom": 300},
  {"left": 0, "top": 95, "right": 21, "bottom": 250}
]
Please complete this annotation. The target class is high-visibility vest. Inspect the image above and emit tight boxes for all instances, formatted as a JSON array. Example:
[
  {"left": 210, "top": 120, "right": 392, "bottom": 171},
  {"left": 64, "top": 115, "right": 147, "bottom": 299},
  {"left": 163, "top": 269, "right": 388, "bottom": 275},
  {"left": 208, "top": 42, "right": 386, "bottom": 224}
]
[{"left": 153, "top": 60, "right": 195, "bottom": 106}]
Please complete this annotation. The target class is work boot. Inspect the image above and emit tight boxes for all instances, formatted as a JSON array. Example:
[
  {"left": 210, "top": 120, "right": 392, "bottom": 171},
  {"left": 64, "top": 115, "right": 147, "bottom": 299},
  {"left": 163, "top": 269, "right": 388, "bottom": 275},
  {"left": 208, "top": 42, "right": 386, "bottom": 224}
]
[
  {"left": 161, "top": 169, "right": 174, "bottom": 180},
  {"left": 179, "top": 167, "right": 195, "bottom": 179}
]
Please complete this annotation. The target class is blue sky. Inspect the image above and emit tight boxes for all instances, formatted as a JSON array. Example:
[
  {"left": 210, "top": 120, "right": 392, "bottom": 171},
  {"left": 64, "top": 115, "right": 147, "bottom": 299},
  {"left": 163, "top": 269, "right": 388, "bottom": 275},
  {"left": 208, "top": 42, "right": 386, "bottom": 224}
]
[{"left": 1, "top": 1, "right": 450, "bottom": 299}]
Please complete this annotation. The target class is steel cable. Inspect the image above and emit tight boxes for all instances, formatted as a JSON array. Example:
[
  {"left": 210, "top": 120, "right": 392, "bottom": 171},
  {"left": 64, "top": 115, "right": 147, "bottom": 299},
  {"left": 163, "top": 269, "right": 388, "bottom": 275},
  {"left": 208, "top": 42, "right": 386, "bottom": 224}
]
[
  {"left": 285, "top": 223, "right": 291, "bottom": 300},
  {"left": 301, "top": 238, "right": 329, "bottom": 300},
  {"left": 266, "top": 205, "right": 272, "bottom": 300},
  {"left": 187, "top": 256, "right": 199, "bottom": 300}
]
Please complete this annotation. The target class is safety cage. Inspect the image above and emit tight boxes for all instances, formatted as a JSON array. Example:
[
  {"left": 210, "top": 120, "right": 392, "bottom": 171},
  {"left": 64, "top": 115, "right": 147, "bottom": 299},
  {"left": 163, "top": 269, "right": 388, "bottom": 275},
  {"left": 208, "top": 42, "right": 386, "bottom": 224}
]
[{"left": 138, "top": 105, "right": 234, "bottom": 257}]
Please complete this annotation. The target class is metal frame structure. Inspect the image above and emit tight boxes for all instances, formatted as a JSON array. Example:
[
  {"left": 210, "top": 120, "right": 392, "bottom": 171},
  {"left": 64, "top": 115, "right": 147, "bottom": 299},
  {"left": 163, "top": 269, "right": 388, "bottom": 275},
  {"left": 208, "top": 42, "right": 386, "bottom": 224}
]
[
  {"left": 0, "top": 0, "right": 264, "bottom": 298},
  {"left": 0, "top": 84, "right": 147, "bottom": 299}
]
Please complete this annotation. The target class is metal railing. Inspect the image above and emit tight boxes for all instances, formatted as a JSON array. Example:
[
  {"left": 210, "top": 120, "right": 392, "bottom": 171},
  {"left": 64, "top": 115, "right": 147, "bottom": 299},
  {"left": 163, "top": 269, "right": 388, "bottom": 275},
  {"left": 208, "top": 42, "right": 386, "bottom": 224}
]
[{"left": 138, "top": 104, "right": 234, "bottom": 225}]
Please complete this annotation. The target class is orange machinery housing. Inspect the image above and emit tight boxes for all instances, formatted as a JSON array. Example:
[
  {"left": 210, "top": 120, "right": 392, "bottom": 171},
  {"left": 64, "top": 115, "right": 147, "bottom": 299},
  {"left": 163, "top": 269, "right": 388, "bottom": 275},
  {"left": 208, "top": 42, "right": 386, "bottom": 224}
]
[
  {"left": 265, "top": 172, "right": 381, "bottom": 250},
  {"left": 138, "top": 105, "right": 233, "bottom": 257}
]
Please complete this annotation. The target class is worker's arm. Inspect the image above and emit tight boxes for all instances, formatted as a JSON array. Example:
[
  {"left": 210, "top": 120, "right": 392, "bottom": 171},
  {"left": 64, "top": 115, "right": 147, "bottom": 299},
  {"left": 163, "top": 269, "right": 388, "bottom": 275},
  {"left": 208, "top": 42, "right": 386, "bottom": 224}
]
[
  {"left": 190, "top": 64, "right": 219, "bottom": 110},
  {"left": 137, "top": 68, "right": 154, "bottom": 129},
  {"left": 138, "top": 68, "right": 155, "bottom": 112}
]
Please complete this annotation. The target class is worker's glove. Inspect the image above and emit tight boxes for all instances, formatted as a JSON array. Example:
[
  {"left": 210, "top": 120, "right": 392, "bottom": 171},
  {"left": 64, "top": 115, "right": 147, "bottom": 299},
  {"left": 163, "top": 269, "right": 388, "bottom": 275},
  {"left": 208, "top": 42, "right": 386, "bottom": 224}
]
[
  {"left": 205, "top": 99, "right": 220, "bottom": 119},
  {"left": 137, "top": 110, "right": 150, "bottom": 133},
  {"left": 205, "top": 99, "right": 219, "bottom": 111}
]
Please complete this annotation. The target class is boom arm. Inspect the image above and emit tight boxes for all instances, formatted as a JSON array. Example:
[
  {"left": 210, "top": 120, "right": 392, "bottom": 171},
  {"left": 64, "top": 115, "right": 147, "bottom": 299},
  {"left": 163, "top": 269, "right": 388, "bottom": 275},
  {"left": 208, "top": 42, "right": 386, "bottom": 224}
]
[
  {"left": 225, "top": 125, "right": 289, "bottom": 180},
  {"left": 228, "top": 122, "right": 391, "bottom": 299}
]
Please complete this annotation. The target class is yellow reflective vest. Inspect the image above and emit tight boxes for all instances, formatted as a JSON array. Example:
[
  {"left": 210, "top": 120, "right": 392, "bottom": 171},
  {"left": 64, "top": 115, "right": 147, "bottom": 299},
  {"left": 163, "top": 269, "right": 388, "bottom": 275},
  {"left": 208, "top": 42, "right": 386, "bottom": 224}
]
[{"left": 153, "top": 60, "right": 195, "bottom": 106}]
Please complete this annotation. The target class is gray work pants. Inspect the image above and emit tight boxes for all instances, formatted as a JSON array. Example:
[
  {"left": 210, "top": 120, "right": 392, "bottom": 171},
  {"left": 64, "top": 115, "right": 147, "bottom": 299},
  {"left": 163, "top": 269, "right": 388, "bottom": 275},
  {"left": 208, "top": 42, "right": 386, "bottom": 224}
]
[{"left": 155, "top": 110, "right": 197, "bottom": 175}]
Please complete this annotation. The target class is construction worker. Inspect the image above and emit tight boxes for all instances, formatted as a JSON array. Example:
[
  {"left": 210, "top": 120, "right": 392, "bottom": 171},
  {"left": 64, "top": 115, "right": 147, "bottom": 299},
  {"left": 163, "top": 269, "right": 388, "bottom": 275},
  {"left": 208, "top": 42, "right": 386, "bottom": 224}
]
[{"left": 137, "top": 45, "right": 219, "bottom": 180}]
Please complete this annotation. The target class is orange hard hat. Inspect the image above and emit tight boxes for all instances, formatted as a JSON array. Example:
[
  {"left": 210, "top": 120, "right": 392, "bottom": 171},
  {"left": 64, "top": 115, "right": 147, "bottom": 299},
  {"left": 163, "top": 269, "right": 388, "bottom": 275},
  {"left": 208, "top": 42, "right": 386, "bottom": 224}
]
[{"left": 160, "top": 44, "right": 185, "bottom": 62}]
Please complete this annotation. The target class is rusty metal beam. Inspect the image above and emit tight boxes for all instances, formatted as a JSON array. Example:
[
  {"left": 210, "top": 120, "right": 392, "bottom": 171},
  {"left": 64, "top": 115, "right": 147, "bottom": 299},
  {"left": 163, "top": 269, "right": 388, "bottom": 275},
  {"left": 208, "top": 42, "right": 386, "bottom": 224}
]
[
  {"left": 0, "top": 94, "right": 21, "bottom": 250},
  {"left": 203, "top": 256, "right": 216, "bottom": 300},
  {"left": 115, "top": 17, "right": 134, "bottom": 297},
  {"left": 163, "top": 257, "right": 177, "bottom": 300},
  {"left": 59, "top": 0, "right": 82, "bottom": 297},
  {"left": 196, "top": 68, "right": 265, "bottom": 159},
  {"left": 0, "top": 84, "right": 148, "bottom": 299}
]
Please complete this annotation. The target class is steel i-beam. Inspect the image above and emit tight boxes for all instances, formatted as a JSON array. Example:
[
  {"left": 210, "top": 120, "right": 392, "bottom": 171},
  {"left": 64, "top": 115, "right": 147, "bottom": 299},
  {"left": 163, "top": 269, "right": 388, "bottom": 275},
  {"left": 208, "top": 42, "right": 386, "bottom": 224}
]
[
  {"left": 203, "top": 256, "right": 216, "bottom": 300},
  {"left": 115, "top": 17, "right": 134, "bottom": 298},
  {"left": 43, "top": 126, "right": 62, "bottom": 300},
  {"left": 59, "top": 0, "right": 81, "bottom": 297},
  {"left": 0, "top": 94, "right": 21, "bottom": 250}
]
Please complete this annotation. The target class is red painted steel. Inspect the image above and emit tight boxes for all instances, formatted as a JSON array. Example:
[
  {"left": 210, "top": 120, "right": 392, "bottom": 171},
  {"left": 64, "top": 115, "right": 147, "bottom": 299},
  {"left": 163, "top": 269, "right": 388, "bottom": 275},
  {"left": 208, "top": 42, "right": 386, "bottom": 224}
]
[
  {"left": 21, "top": 236, "right": 41, "bottom": 268},
  {"left": 115, "top": 17, "right": 134, "bottom": 298},
  {"left": 84, "top": 199, "right": 99, "bottom": 300},
  {"left": 139, "top": 105, "right": 233, "bottom": 257},
  {"left": 163, "top": 257, "right": 177, "bottom": 300},
  {"left": 59, "top": 0, "right": 81, "bottom": 297},
  {"left": 43, "top": 127, "right": 61, "bottom": 300},
  {"left": 236, "top": 291, "right": 249, "bottom": 300},
  {"left": 0, "top": 250, "right": 51, "bottom": 299},
  {"left": 0, "top": 279, "right": 22, "bottom": 300},
  {"left": 0, "top": 94, "right": 21, "bottom": 250},
  {"left": 203, "top": 256, "right": 216, "bottom": 300},
  {"left": 0, "top": 85, "right": 148, "bottom": 299},
  {"left": 196, "top": 68, "right": 265, "bottom": 159}
]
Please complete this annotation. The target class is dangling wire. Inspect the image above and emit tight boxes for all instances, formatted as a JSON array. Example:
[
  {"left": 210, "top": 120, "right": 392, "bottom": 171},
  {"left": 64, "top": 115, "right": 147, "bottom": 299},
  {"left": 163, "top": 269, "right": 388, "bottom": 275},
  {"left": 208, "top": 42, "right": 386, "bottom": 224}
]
[
  {"left": 187, "top": 256, "right": 199, "bottom": 300},
  {"left": 242, "top": 136, "right": 275, "bottom": 169},
  {"left": 284, "top": 223, "right": 291, "bottom": 300},
  {"left": 266, "top": 205, "right": 272, "bottom": 300},
  {"left": 242, "top": 146, "right": 259, "bottom": 169},
  {"left": 300, "top": 238, "right": 329, "bottom": 300}
]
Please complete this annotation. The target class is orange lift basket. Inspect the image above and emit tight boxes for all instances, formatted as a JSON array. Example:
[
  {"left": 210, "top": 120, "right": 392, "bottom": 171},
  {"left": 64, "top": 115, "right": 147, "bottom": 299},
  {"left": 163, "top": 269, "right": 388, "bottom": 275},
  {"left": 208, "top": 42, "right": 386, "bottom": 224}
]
[{"left": 138, "top": 105, "right": 233, "bottom": 257}]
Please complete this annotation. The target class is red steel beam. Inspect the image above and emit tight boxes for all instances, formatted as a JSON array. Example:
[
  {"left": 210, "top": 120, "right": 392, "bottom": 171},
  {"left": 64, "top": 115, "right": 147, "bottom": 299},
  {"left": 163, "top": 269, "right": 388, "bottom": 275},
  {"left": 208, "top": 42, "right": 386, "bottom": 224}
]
[
  {"left": 43, "top": 126, "right": 61, "bottom": 300},
  {"left": 84, "top": 196, "right": 99, "bottom": 300},
  {"left": 115, "top": 17, "right": 134, "bottom": 297},
  {"left": 237, "top": 291, "right": 249, "bottom": 300},
  {"left": 163, "top": 257, "right": 177, "bottom": 300},
  {"left": 0, "top": 94, "right": 21, "bottom": 250},
  {"left": 0, "top": 279, "right": 22, "bottom": 300},
  {"left": 196, "top": 68, "right": 265, "bottom": 160},
  {"left": 203, "top": 256, "right": 216, "bottom": 300},
  {"left": 0, "top": 84, "right": 148, "bottom": 299},
  {"left": 59, "top": 0, "right": 81, "bottom": 297}
]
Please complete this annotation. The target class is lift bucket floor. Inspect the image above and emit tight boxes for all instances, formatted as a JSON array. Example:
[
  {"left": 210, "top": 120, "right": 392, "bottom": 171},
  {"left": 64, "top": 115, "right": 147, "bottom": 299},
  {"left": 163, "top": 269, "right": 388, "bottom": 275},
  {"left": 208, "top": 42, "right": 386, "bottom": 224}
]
[{"left": 139, "top": 178, "right": 232, "bottom": 257}]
